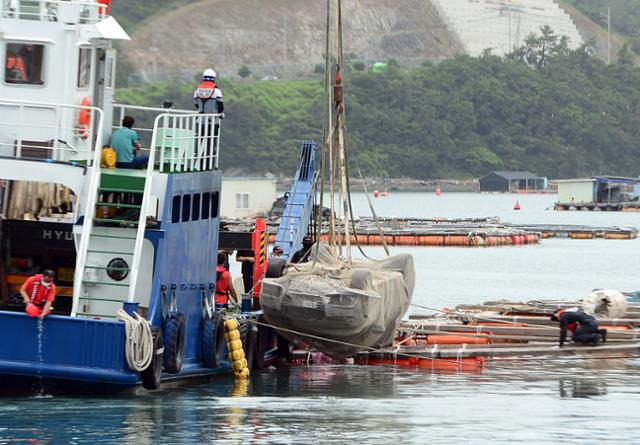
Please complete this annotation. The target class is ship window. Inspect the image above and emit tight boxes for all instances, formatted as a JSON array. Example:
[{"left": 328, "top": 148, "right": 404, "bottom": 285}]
[
  {"left": 171, "top": 195, "right": 181, "bottom": 223},
  {"left": 192, "top": 194, "right": 200, "bottom": 221},
  {"left": 5, "top": 43, "right": 45, "bottom": 85},
  {"left": 211, "top": 192, "right": 220, "bottom": 218},
  {"left": 235, "top": 193, "right": 249, "bottom": 210},
  {"left": 77, "top": 47, "right": 92, "bottom": 89},
  {"left": 202, "top": 192, "right": 211, "bottom": 219},
  {"left": 182, "top": 194, "right": 191, "bottom": 222}
]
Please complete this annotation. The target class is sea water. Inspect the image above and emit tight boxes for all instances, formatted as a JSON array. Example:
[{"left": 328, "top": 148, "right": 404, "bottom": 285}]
[{"left": 2, "top": 193, "right": 640, "bottom": 444}]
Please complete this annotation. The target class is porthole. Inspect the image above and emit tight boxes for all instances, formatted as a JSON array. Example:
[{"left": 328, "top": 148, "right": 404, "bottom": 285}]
[{"left": 107, "top": 257, "right": 129, "bottom": 281}]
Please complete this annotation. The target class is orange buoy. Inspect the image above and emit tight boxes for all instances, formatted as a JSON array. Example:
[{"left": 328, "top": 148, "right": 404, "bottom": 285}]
[
  {"left": 435, "top": 186, "right": 442, "bottom": 196},
  {"left": 418, "top": 356, "right": 485, "bottom": 371},
  {"left": 514, "top": 200, "right": 521, "bottom": 210},
  {"left": 426, "top": 335, "right": 491, "bottom": 345}
]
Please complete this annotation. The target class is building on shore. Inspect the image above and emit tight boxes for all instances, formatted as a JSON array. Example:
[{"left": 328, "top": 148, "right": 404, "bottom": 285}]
[
  {"left": 556, "top": 176, "right": 640, "bottom": 211},
  {"left": 479, "top": 171, "right": 547, "bottom": 193},
  {"left": 220, "top": 177, "right": 277, "bottom": 219}
]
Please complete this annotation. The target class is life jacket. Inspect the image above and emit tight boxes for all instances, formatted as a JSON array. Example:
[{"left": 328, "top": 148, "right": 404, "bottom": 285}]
[
  {"left": 27, "top": 274, "right": 54, "bottom": 306},
  {"left": 195, "top": 80, "right": 217, "bottom": 101},
  {"left": 215, "top": 265, "right": 230, "bottom": 305}
]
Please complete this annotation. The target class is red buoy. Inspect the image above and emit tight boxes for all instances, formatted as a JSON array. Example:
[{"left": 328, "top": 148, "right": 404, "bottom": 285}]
[
  {"left": 435, "top": 186, "right": 441, "bottom": 196},
  {"left": 373, "top": 190, "right": 379, "bottom": 198},
  {"left": 514, "top": 200, "right": 521, "bottom": 210}
]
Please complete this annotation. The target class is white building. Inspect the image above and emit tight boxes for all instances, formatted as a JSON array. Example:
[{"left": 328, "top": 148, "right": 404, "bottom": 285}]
[
  {"left": 432, "top": 0, "right": 583, "bottom": 56},
  {"left": 556, "top": 179, "right": 595, "bottom": 204},
  {"left": 220, "top": 177, "right": 277, "bottom": 219}
]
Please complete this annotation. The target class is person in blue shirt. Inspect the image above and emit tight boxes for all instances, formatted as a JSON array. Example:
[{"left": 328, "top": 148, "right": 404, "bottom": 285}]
[{"left": 111, "top": 116, "right": 148, "bottom": 168}]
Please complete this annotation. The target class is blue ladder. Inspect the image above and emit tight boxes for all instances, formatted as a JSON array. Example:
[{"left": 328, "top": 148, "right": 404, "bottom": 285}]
[{"left": 275, "top": 140, "right": 318, "bottom": 260}]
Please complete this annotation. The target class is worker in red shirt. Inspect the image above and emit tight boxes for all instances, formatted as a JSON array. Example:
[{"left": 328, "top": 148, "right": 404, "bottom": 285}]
[
  {"left": 20, "top": 270, "right": 56, "bottom": 319},
  {"left": 215, "top": 253, "right": 237, "bottom": 310}
]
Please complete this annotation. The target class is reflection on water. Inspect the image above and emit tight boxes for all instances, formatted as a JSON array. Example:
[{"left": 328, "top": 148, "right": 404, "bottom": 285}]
[
  {"left": 2, "top": 360, "right": 640, "bottom": 444},
  {"left": 3, "top": 193, "right": 640, "bottom": 442},
  {"left": 559, "top": 378, "right": 607, "bottom": 398}
]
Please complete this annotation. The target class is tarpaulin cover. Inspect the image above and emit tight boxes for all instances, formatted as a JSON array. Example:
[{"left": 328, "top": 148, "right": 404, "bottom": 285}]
[{"left": 261, "top": 242, "right": 415, "bottom": 358}]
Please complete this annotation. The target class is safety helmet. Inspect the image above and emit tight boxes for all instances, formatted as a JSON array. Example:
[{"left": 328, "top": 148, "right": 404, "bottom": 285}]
[{"left": 203, "top": 68, "right": 217, "bottom": 81}]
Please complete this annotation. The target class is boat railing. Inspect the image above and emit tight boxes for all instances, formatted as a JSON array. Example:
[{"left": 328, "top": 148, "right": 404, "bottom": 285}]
[
  {"left": 112, "top": 103, "right": 193, "bottom": 150},
  {"left": 150, "top": 112, "right": 222, "bottom": 173},
  {"left": 125, "top": 111, "right": 221, "bottom": 303},
  {"left": 0, "top": 98, "right": 103, "bottom": 163},
  {"left": 0, "top": 0, "right": 108, "bottom": 24}
]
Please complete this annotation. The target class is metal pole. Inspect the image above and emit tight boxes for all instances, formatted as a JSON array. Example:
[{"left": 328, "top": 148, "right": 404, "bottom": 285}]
[{"left": 607, "top": 6, "right": 611, "bottom": 65}]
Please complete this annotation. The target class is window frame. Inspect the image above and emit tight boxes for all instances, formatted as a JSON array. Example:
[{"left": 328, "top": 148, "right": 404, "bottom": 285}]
[
  {"left": 171, "top": 195, "right": 181, "bottom": 224},
  {"left": 191, "top": 193, "right": 201, "bottom": 221},
  {"left": 211, "top": 192, "right": 220, "bottom": 218},
  {"left": 76, "top": 46, "right": 93, "bottom": 90},
  {"left": 235, "top": 192, "right": 250, "bottom": 210},
  {"left": 181, "top": 194, "right": 191, "bottom": 222},
  {"left": 4, "top": 41, "right": 47, "bottom": 87}
]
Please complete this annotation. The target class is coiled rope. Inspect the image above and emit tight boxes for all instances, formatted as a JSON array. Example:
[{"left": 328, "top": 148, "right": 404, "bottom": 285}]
[{"left": 117, "top": 309, "right": 154, "bottom": 372}]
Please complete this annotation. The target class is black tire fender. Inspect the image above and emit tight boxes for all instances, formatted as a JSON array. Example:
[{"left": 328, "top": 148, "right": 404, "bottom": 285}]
[
  {"left": 240, "top": 321, "right": 256, "bottom": 371},
  {"left": 163, "top": 312, "right": 186, "bottom": 374},
  {"left": 141, "top": 326, "right": 164, "bottom": 390},
  {"left": 254, "top": 315, "right": 270, "bottom": 369},
  {"left": 265, "top": 258, "right": 286, "bottom": 278}
]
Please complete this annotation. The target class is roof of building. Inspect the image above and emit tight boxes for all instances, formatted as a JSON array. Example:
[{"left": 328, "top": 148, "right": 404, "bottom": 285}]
[{"left": 482, "top": 171, "right": 543, "bottom": 180}]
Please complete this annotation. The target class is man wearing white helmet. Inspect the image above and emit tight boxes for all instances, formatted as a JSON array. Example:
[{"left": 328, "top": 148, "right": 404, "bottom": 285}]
[
  {"left": 193, "top": 68, "right": 224, "bottom": 169},
  {"left": 193, "top": 68, "right": 224, "bottom": 115}
]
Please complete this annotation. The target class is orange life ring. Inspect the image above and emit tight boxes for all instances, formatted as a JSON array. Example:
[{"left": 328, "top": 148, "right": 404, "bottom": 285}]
[{"left": 77, "top": 97, "right": 91, "bottom": 139}]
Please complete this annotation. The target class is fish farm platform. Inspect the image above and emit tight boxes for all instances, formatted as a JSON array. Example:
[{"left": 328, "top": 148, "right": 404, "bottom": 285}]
[
  {"left": 223, "top": 217, "right": 638, "bottom": 247},
  {"left": 350, "top": 298, "right": 640, "bottom": 371}
]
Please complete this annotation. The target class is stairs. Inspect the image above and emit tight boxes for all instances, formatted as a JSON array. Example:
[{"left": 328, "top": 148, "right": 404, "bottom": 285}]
[
  {"left": 275, "top": 141, "right": 318, "bottom": 260},
  {"left": 73, "top": 168, "right": 148, "bottom": 319}
]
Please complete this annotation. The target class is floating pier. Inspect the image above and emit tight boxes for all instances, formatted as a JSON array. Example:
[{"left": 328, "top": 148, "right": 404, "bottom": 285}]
[
  {"left": 555, "top": 202, "right": 640, "bottom": 212},
  {"left": 353, "top": 299, "right": 640, "bottom": 370}
]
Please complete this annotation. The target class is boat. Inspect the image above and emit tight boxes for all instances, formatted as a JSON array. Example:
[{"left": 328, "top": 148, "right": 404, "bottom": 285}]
[
  {"left": 0, "top": 0, "right": 273, "bottom": 394},
  {"left": 260, "top": 0, "right": 415, "bottom": 358}
]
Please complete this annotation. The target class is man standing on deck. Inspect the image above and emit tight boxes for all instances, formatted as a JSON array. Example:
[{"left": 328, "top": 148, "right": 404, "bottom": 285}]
[
  {"left": 20, "top": 270, "right": 56, "bottom": 320},
  {"left": 215, "top": 253, "right": 237, "bottom": 310},
  {"left": 551, "top": 309, "right": 607, "bottom": 347},
  {"left": 193, "top": 69, "right": 224, "bottom": 169},
  {"left": 111, "top": 116, "right": 148, "bottom": 169}
]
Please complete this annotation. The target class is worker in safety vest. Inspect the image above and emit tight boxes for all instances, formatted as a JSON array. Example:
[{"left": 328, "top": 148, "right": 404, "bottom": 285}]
[
  {"left": 193, "top": 69, "right": 224, "bottom": 169},
  {"left": 215, "top": 253, "right": 237, "bottom": 310},
  {"left": 20, "top": 270, "right": 56, "bottom": 319},
  {"left": 551, "top": 309, "right": 607, "bottom": 347}
]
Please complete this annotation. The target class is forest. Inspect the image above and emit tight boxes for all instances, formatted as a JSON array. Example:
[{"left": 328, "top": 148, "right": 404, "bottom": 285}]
[{"left": 116, "top": 25, "right": 640, "bottom": 179}]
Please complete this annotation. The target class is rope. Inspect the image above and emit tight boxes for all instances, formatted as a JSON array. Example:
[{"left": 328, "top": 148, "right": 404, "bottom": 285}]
[
  {"left": 245, "top": 316, "right": 474, "bottom": 366},
  {"left": 117, "top": 309, "right": 154, "bottom": 372}
]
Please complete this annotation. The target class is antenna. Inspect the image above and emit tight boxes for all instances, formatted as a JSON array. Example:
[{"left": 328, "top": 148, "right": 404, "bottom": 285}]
[{"left": 607, "top": 6, "right": 611, "bottom": 65}]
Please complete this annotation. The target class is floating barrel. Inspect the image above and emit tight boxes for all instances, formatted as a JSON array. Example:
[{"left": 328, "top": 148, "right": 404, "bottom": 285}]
[
  {"left": 418, "top": 356, "right": 485, "bottom": 371},
  {"left": 425, "top": 335, "right": 491, "bottom": 345}
]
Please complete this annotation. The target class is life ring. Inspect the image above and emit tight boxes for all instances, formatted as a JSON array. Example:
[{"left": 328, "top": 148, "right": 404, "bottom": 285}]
[
  {"left": 141, "top": 326, "right": 164, "bottom": 390},
  {"left": 77, "top": 97, "right": 92, "bottom": 139},
  {"left": 163, "top": 312, "right": 186, "bottom": 374},
  {"left": 201, "top": 313, "right": 225, "bottom": 368},
  {"left": 239, "top": 321, "right": 255, "bottom": 371}
]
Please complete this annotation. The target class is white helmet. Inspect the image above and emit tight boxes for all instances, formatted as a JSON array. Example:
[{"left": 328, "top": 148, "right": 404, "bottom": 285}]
[{"left": 203, "top": 68, "right": 216, "bottom": 80}]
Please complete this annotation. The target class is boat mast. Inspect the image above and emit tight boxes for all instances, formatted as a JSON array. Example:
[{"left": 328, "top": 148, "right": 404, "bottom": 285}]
[{"left": 334, "top": 0, "right": 352, "bottom": 263}]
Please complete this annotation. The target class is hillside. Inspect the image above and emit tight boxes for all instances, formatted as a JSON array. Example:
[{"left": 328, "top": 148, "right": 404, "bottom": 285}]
[
  {"left": 116, "top": 0, "right": 464, "bottom": 83},
  {"left": 113, "top": 0, "right": 633, "bottom": 85}
]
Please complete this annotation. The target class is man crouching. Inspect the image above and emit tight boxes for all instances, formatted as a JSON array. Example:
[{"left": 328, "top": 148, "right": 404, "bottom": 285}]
[{"left": 551, "top": 309, "right": 607, "bottom": 347}]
